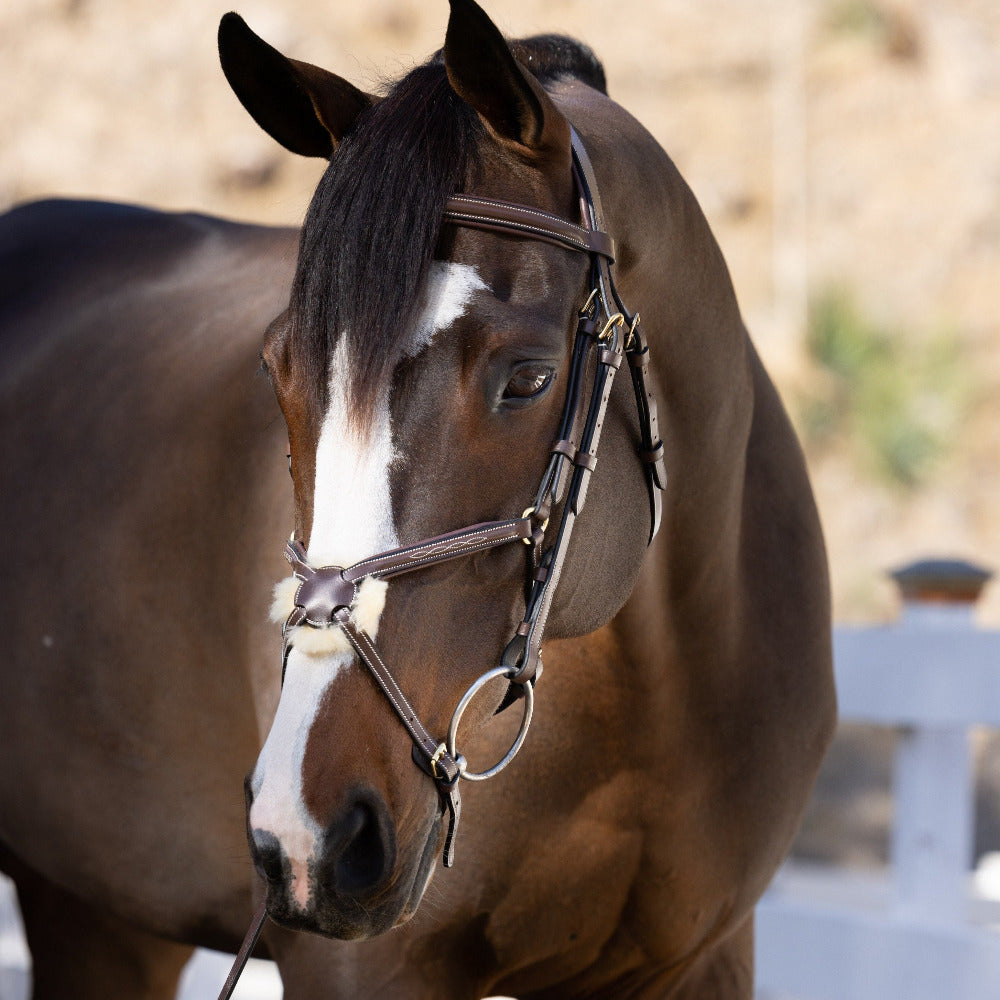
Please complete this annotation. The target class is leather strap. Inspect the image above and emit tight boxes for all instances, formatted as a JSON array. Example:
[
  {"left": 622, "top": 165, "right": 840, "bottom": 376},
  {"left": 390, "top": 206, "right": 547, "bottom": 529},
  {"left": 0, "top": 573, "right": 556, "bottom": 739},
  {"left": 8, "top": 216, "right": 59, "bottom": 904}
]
[
  {"left": 344, "top": 517, "right": 534, "bottom": 581},
  {"left": 626, "top": 323, "right": 667, "bottom": 540},
  {"left": 333, "top": 611, "right": 460, "bottom": 782},
  {"left": 333, "top": 611, "right": 464, "bottom": 867},
  {"left": 440, "top": 129, "right": 666, "bottom": 544},
  {"left": 502, "top": 301, "right": 625, "bottom": 684},
  {"left": 216, "top": 899, "right": 267, "bottom": 1000},
  {"left": 570, "top": 127, "right": 666, "bottom": 539},
  {"left": 444, "top": 194, "right": 616, "bottom": 262}
]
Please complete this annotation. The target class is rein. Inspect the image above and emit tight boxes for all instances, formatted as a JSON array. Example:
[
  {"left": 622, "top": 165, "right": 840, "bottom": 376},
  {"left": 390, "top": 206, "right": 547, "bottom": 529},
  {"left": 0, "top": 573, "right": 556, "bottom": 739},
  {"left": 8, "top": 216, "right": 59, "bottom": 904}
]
[{"left": 218, "top": 128, "right": 665, "bottom": 999}]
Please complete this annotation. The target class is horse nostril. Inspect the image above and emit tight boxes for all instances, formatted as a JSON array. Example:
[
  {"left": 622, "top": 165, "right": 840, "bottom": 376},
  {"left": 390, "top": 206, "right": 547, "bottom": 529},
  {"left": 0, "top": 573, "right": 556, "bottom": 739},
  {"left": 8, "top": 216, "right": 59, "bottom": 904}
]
[
  {"left": 249, "top": 829, "right": 286, "bottom": 885},
  {"left": 325, "top": 798, "right": 396, "bottom": 897}
]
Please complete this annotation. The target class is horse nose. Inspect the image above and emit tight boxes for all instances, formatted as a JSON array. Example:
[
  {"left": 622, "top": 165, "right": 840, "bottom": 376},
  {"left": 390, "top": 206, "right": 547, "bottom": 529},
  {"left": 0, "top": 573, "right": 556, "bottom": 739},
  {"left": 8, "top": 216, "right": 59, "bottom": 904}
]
[
  {"left": 249, "top": 828, "right": 287, "bottom": 885},
  {"left": 320, "top": 793, "right": 397, "bottom": 898}
]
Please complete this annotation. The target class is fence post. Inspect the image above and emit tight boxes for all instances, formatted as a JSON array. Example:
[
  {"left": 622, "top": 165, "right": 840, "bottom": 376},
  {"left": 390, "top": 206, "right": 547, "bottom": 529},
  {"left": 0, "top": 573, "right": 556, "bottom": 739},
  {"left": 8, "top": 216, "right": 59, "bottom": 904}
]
[{"left": 889, "top": 559, "right": 993, "bottom": 924}]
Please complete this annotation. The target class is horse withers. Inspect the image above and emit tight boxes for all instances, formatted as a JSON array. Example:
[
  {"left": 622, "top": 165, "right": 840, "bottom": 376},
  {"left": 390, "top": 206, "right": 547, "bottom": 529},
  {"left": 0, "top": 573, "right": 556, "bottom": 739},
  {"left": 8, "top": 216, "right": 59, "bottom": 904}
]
[{"left": 0, "top": 1, "right": 835, "bottom": 997}]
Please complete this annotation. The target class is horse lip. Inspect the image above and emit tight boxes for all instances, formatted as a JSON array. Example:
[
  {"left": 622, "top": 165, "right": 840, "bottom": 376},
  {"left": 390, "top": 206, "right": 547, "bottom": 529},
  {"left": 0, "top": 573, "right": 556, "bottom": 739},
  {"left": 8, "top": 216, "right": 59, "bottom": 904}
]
[{"left": 398, "top": 813, "right": 441, "bottom": 922}]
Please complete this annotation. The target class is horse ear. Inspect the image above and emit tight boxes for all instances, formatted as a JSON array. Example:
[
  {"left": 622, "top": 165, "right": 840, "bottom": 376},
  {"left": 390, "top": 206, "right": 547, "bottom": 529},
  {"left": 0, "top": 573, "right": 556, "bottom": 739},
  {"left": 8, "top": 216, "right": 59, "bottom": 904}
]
[
  {"left": 218, "top": 12, "right": 374, "bottom": 158},
  {"left": 443, "top": 0, "right": 569, "bottom": 159}
]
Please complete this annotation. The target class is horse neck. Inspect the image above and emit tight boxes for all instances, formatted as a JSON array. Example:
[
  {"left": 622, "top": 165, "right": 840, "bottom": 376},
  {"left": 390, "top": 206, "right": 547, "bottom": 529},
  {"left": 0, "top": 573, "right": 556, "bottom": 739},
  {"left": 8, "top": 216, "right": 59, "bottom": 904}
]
[
  {"left": 639, "top": 169, "right": 751, "bottom": 509},
  {"left": 612, "top": 129, "right": 757, "bottom": 653},
  {"left": 558, "top": 82, "right": 754, "bottom": 516}
]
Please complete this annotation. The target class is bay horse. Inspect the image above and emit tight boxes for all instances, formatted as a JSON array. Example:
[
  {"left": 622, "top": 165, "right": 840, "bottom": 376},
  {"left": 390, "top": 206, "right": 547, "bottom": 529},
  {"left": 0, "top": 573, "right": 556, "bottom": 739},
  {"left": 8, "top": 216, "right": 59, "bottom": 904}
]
[{"left": 0, "top": 1, "right": 835, "bottom": 997}]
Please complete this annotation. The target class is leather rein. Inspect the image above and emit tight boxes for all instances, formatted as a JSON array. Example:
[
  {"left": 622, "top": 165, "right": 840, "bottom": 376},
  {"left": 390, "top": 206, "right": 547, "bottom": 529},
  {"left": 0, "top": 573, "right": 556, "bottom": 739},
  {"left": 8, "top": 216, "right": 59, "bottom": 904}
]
[{"left": 218, "top": 128, "right": 665, "bottom": 999}]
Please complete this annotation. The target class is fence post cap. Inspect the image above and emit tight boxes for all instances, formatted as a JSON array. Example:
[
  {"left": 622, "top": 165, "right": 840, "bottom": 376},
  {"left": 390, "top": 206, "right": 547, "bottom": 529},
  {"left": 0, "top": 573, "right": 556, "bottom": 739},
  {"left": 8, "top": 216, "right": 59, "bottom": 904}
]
[{"left": 889, "top": 558, "right": 993, "bottom": 604}]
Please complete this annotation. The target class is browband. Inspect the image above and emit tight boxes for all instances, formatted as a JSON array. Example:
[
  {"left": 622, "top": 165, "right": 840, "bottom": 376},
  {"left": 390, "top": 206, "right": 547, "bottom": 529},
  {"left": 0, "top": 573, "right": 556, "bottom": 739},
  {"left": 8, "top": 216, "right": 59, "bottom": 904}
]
[{"left": 444, "top": 193, "right": 616, "bottom": 262}]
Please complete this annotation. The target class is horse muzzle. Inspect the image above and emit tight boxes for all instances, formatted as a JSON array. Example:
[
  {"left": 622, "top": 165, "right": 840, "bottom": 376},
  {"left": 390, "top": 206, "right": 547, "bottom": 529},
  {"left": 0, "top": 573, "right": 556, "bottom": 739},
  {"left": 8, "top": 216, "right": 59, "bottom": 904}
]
[{"left": 247, "top": 782, "right": 439, "bottom": 939}]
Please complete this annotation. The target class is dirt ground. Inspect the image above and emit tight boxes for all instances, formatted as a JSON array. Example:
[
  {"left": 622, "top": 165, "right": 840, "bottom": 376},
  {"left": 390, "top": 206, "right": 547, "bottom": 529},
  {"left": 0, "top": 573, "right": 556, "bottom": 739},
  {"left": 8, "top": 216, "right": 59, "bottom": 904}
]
[{"left": 3, "top": 0, "right": 1000, "bottom": 865}]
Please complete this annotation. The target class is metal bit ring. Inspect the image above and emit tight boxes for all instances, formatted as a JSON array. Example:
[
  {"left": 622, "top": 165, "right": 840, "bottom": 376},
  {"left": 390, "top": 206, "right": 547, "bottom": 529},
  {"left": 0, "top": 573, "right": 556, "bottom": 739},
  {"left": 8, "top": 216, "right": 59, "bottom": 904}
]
[{"left": 446, "top": 665, "right": 534, "bottom": 782}]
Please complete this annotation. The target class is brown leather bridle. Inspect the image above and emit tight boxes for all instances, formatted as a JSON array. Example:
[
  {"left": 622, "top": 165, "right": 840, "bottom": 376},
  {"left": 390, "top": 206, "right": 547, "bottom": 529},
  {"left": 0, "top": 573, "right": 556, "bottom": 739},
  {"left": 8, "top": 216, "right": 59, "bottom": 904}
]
[{"left": 218, "top": 128, "right": 666, "bottom": 999}]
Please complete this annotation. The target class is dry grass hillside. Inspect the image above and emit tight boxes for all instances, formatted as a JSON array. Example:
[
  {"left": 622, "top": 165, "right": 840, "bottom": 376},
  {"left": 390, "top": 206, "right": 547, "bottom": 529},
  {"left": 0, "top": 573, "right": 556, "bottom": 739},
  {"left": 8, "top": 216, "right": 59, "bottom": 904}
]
[{"left": 4, "top": 0, "right": 998, "bottom": 626}]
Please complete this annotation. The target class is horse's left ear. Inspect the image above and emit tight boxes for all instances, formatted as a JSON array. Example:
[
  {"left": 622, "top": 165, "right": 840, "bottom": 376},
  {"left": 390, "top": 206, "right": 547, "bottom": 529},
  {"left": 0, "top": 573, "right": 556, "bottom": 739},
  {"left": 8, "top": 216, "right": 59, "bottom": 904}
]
[
  {"left": 218, "top": 12, "right": 374, "bottom": 158},
  {"left": 443, "top": 0, "right": 570, "bottom": 161}
]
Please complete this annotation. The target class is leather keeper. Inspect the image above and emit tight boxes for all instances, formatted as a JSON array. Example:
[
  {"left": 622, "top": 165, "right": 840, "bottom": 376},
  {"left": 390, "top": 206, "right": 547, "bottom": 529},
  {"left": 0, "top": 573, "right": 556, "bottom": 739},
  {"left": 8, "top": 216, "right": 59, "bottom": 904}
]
[
  {"left": 551, "top": 439, "right": 577, "bottom": 461},
  {"left": 628, "top": 344, "right": 650, "bottom": 373},
  {"left": 599, "top": 346, "right": 624, "bottom": 370},
  {"left": 533, "top": 565, "right": 550, "bottom": 584},
  {"left": 574, "top": 450, "right": 597, "bottom": 472},
  {"left": 643, "top": 441, "right": 665, "bottom": 465},
  {"left": 508, "top": 647, "right": 541, "bottom": 685},
  {"left": 586, "top": 230, "right": 616, "bottom": 261}
]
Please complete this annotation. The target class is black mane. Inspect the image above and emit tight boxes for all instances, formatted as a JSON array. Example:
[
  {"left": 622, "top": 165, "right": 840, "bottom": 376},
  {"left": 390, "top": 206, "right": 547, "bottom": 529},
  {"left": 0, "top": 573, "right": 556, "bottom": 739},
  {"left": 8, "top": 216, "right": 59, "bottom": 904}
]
[
  {"left": 510, "top": 34, "right": 607, "bottom": 95},
  {"left": 290, "top": 34, "right": 607, "bottom": 415}
]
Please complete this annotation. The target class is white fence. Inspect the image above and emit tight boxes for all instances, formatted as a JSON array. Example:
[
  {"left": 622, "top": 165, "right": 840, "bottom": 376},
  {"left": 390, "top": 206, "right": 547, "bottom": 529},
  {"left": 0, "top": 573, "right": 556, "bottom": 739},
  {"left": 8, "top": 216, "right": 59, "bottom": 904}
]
[{"left": 756, "top": 562, "right": 1000, "bottom": 1000}]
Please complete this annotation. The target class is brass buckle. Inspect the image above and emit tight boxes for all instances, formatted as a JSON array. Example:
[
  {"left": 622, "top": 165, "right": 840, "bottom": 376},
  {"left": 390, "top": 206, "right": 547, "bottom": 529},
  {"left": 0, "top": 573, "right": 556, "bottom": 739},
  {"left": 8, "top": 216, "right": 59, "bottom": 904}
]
[
  {"left": 598, "top": 312, "right": 624, "bottom": 344},
  {"left": 578, "top": 287, "right": 600, "bottom": 319},
  {"left": 625, "top": 312, "right": 641, "bottom": 352},
  {"left": 430, "top": 742, "right": 449, "bottom": 780}
]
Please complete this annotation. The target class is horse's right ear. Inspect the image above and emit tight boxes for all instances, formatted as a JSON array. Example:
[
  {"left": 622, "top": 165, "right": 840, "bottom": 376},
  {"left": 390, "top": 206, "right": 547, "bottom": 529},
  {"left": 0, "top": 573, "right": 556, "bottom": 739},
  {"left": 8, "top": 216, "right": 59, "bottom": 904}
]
[
  {"left": 218, "top": 12, "right": 374, "bottom": 158},
  {"left": 443, "top": 0, "right": 569, "bottom": 162}
]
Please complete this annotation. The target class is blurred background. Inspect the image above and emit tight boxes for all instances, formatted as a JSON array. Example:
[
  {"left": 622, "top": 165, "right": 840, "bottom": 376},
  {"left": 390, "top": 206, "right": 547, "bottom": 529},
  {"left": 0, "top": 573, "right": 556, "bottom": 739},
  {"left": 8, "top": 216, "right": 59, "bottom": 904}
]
[
  {"left": 2, "top": 0, "right": 999, "bottom": 994},
  {"left": 2, "top": 0, "right": 997, "bottom": 624}
]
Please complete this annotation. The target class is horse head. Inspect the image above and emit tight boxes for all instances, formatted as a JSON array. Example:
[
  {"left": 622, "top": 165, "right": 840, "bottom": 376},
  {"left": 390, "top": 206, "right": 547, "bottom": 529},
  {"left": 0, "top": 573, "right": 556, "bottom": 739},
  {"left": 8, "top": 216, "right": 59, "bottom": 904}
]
[{"left": 220, "top": 0, "right": 657, "bottom": 939}]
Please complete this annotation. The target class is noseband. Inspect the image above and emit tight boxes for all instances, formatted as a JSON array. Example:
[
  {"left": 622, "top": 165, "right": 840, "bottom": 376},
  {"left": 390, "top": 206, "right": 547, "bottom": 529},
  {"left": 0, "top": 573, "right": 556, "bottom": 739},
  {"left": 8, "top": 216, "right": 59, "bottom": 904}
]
[{"left": 279, "top": 129, "right": 666, "bottom": 867}]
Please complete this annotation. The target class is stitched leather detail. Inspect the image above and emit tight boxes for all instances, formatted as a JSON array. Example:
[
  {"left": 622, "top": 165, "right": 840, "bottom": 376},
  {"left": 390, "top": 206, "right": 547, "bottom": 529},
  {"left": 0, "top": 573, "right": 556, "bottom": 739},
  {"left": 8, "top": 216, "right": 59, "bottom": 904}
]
[
  {"left": 444, "top": 195, "right": 616, "bottom": 261},
  {"left": 295, "top": 569, "right": 357, "bottom": 627},
  {"left": 345, "top": 518, "right": 531, "bottom": 581}
]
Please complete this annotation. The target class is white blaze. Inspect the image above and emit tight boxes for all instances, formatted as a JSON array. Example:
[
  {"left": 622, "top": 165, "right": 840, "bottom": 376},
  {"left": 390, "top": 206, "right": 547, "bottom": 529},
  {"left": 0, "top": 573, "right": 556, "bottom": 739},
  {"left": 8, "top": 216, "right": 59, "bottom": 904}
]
[{"left": 249, "top": 262, "right": 487, "bottom": 904}]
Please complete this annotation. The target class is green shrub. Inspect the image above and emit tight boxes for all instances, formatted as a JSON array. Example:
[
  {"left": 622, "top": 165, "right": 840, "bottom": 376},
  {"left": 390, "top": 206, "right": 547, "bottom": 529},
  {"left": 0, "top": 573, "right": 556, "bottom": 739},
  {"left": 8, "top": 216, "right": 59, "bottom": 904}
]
[{"left": 801, "top": 290, "right": 968, "bottom": 488}]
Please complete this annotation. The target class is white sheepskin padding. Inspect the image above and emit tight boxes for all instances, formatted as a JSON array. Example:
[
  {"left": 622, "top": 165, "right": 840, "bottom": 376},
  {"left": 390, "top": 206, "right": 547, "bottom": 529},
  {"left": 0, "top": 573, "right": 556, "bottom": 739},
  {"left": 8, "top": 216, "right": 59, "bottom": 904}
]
[
  {"left": 287, "top": 623, "right": 353, "bottom": 657},
  {"left": 269, "top": 573, "right": 389, "bottom": 659},
  {"left": 270, "top": 576, "right": 301, "bottom": 624},
  {"left": 351, "top": 576, "right": 389, "bottom": 636}
]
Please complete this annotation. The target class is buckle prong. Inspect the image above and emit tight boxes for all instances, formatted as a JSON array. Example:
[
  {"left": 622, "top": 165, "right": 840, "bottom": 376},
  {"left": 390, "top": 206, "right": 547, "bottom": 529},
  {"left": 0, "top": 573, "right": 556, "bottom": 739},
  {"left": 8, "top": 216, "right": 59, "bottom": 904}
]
[
  {"left": 625, "top": 312, "right": 641, "bottom": 352},
  {"left": 430, "top": 742, "right": 449, "bottom": 780},
  {"left": 579, "top": 287, "right": 600, "bottom": 319}
]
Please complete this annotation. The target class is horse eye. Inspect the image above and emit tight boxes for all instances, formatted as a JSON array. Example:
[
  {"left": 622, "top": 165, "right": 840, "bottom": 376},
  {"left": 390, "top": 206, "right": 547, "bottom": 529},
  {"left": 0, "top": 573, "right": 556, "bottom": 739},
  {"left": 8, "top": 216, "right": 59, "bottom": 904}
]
[{"left": 504, "top": 365, "right": 554, "bottom": 400}]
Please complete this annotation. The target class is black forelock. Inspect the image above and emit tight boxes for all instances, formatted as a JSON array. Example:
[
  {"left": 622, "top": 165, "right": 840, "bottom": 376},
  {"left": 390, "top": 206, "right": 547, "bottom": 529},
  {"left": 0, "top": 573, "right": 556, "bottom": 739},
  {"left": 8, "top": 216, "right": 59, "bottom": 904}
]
[{"left": 289, "top": 34, "right": 606, "bottom": 417}]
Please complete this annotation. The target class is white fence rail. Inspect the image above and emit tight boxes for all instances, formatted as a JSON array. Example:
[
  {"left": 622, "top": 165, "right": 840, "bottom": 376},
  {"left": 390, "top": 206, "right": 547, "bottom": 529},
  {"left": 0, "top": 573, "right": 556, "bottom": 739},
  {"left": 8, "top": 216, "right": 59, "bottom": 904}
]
[{"left": 756, "top": 561, "right": 1000, "bottom": 1000}]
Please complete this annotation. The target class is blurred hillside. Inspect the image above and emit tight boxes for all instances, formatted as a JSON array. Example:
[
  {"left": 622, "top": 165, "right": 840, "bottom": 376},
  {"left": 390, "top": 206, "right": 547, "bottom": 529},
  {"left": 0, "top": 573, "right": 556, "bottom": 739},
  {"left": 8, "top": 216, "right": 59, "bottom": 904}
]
[{"left": 3, "top": 0, "right": 999, "bottom": 623}]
